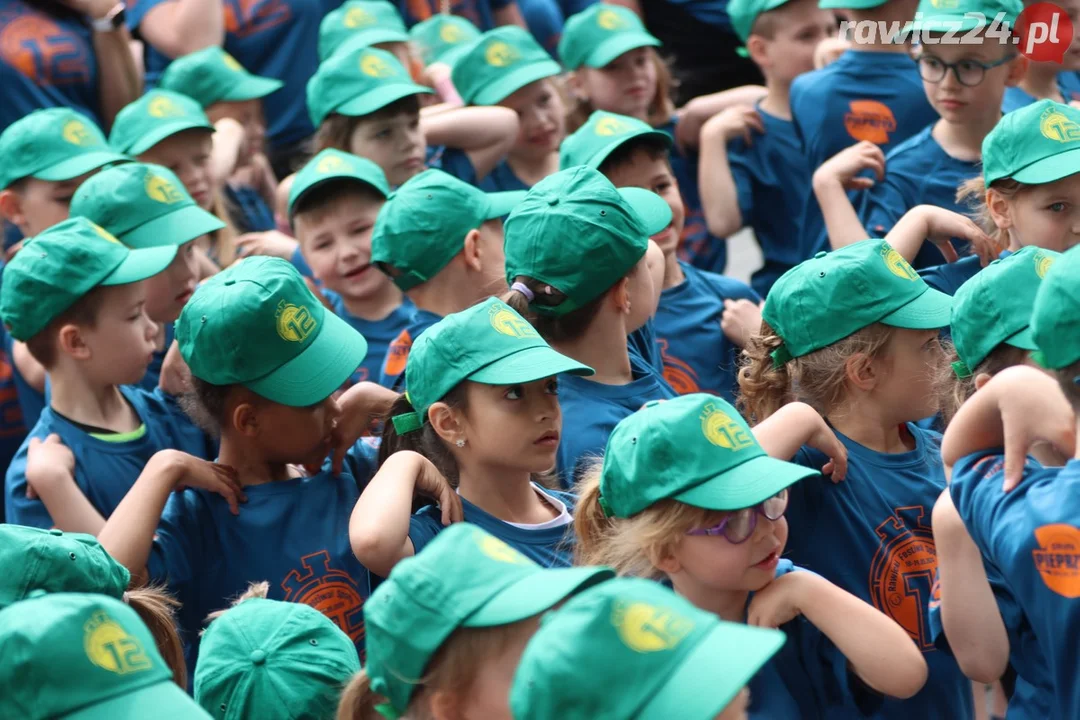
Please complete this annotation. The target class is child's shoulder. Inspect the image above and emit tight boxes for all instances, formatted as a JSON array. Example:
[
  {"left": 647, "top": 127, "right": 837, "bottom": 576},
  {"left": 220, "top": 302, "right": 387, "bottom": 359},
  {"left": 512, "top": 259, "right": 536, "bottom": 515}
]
[
  {"left": 682, "top": 262, "right": 759, "bottom": 301},
  {"left": 883, "top": 123, "right": 938, "bottom": 163}
]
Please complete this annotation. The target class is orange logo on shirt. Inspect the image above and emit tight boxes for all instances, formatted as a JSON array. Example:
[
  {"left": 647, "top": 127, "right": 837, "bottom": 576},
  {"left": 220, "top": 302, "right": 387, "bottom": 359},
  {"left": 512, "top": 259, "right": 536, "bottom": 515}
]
[
  {"left": 383, "top": 329, "right": 413, "bottom": 378},
  {"left": 0, "top": 9, "right": 91, "bottom": 86},
  {"left": 870, "top": 506, "right": 938, "bottom": 650},
  {"left": 223, "top": 0, "right": 292, "bottom": 38},
  {"left": 1032, "top": 524, "right": 1080, "bottom": 597},
  {"left": 844, "top": 100, "right": 897, "bottom": 144},
  {"left": 282, "top": 550, "right": 365, "bottom": 643},
  {"left": 658, "top": 338, "right": 700, "bottom": 394}
]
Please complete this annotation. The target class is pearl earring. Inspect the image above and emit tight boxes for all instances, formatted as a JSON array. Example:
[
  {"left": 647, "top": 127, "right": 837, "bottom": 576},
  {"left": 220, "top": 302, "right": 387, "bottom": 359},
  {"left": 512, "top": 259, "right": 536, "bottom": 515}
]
[{"left": 455, "top": 439, "right": 466, "bottom": 448}]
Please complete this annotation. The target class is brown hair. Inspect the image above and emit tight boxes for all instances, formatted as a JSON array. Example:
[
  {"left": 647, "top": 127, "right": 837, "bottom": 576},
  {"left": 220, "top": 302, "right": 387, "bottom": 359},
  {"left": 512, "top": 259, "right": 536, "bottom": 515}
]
[
  {"left": 378, "top": 388, "right": 469, "bottom": 486},
  {"left": 596, "top": 135, "right": 672, "bottom": 177},
  {"left": 126, "top": 585, "right": 187, "bottom": 689},
  {"left": 315, "top": 97, "right": 423, "bottom": 153},
  {"left": 210, "top": 189, "right": 240, "bottom": 268},
  {"left": 292, "top": 182, "right": 386, "bottom": 231},
  {"left": 565, "top": 48, "right": 677, "bottom": 134},
  {"left": 956, "top": 176, "right": 1022, "bottom": 256},
  {"left": 24, "top": 286, "right": 110, "bottom": 368},
  {"left": 181, "top": 377, "right": 235, "bottom": 436},
  {"left": 935, "top": 340, "right": 1029, "bottom": 427},
  {"left": 501, "top": 279, "right": 607, "bottom": 344},
  {"left": 1052, "top": 360, "right": 1080, "bottom": 410},
  {"left": 202, "top": 581, "right": 270, "bottom": 628}
]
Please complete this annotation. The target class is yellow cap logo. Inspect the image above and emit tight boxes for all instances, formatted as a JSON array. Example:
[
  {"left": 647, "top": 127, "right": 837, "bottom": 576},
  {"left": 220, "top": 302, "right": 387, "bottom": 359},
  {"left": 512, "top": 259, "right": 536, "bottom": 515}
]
[
  {"left": 1040, "top": 107, "right": 1080, "bottom": 143},
  {"left": 476, "top": 531, "right": 532, "bottom": 564},
  {"left": 595, "top": 116, "right": 632, "bottom": 137},
  {"left": 276, "top": 299, "right": 316, "bottom": 342},
  {"left": 88, "top": 221, "right": 121, "bottom": 244},
  {"left": 612, "top": 601, "right": 693, "bottom": 653},
  {"left": 881, "top": 245, "right": 919, "bottom": 280},
  {"left": 83, "top": 610, "right": 152, "bottom": 675},
  {"left": 222, "top": 52, "right": 244, "bottom": 71},
  {"left": 485, "top": 41, "right": 520, "bottom": 67},
  {"left": 145, "top": 174, "right": 185, "bottom": 204},
  {"left": 597, "top": 8, "right": 627, "bottom": 29},
  {"left": 345, "top": 7, "right": 376, "bottom": 27},
  {"left": 440, "top": 23, "right": 465, "bottom": 43},
  {"left": 700, "top": 403, "right": 753, "bottom": 451},
  {"left": 1035, "top": 249, "right": 1056, "bottom": 279},
  {"left": 929, "top": 0, "right": 959, "bottom": 7},
  {"left": 316, "top": 155, "right": 350, "bottom": 174},
  {"left": 62, "top": 120, "right": 93, "bottom": 146},
  {"left": 489, "top": 304, "right": 538, "bottom": 338},
  {"left": 360, "top": 53, "right": 396, "bottom": 78},
  {"left": 147, "top": 96, "right": 183, "bottom": 118}
]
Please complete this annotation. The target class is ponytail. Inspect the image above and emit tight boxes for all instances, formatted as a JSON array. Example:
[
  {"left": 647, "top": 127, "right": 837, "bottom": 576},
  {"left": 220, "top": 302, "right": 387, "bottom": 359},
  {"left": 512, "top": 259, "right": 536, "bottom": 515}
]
[
  {"left": 125, "top": 586, "right": 187, "bottom": 689},
  {"left": 737, "top": 321, "right": 795, "bottom": 423},
  {"left": 378, "top": 389, "right": 467, "bottom": 486},
  {"left": 501, "top": 276, "right": 606, "bottom": 343},
  {"left": 956, "top": 176, "right": 1018, "bottom": 256},
  {"left": 336, "top": 671, "right": 389, "bottom": 720}
]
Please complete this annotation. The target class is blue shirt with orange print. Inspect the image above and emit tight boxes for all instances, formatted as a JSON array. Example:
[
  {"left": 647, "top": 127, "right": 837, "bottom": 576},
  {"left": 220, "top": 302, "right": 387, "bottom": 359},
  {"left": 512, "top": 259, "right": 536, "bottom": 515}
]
[
  {"left": 790, "top": 50, "right": 938, "bottom": 255},
  {"left": 950, "top": 450, "right": 1080, "bottom": 719},
  {"left": 324, "top": 289, "right": 414, "bottom": 386},
  {"left": 398, "top": 0, "right": 512, "bottom": 32},
  {"left": 787, "top": 423, "right": 973, "bottom": 719},
  {"left": 378, "top": 307, "right": 442, "bottom": 390},
  {"left": 654, "top": 261, "right": 758, "bottom": 402},
  {"left": 0, "top": 1, "right": 101, "bottom": 132}
]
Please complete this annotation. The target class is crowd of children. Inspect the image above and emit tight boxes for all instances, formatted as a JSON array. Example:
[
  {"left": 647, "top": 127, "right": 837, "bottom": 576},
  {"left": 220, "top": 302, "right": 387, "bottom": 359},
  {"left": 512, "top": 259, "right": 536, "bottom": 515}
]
[{"left": 1, "top": 0, "right": 1080, "bottom": 717}]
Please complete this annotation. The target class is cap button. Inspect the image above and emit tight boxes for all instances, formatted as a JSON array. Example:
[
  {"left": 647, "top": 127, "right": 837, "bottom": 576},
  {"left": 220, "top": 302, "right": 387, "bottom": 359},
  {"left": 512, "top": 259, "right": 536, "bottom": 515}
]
[
  {"left": 548, "top": 197, "right": 559, "bottom": 206},
  {"left": 249, "top": 649, "right": 267, "bottom": 665},
  {"left": 224, "top": 279, "right": 236, "bottom": 286},
  {"left": 49, "top": 528, "right": 63, "bottom": 536},
  {"left": 814, "top": 251, "right": 827, "bottom": 259}
]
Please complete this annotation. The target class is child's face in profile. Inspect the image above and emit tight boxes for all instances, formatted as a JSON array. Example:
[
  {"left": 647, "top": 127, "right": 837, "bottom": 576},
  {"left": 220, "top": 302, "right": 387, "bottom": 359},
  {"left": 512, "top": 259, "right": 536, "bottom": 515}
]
[
  {"left": 138, "top": 130, "right": 215, "bottom": 210},
  {"left": 752, "top": 0, "right": 835, "bottom": 84},
  {"left": 348, "top": 108, "right": 426, "bottom": 187},
  {"left": 250, "top": 394, "right": 342, "bottom": 469},
  {"left": 206, "top": 99, "right": 266, "bottom": 160},
  {"left": 601, "top": 147, "right": 686, "bottom": 257},
  {"left": 578, "top": 47, "right": 658, "bottom": 121},
  {"left": 671, "top": 511, "right": 789, "bottom": 595},
  {"left": 914, "top": 39, "right": 1018, "bottom": 125},
  {"left": 1, "top": 174, "right": 90, "bottom": 237},
  {"left": 873, "top": 327, "right": 945, "bottom": 422},
  {"left": 76, "top": 282, "right": 157, "bottom": 385},
  {"left": 998, "top": 173, "right": 1080, "bottom": 252},
  {"left": 294, "top": 192, "right": 389, "bottom": 301},
  {"left": 143, "top": 241, "right": 199, "bottom": 324},
  {"left": 498, "top": 79, "right": 566, "bottom": 160}
]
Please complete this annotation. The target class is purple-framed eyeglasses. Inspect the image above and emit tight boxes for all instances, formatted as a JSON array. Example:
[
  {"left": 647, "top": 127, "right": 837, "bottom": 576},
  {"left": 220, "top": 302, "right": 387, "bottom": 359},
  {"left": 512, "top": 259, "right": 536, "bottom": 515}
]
[{"left": 685, "top": 489, "right": 789, "bottom": 544}]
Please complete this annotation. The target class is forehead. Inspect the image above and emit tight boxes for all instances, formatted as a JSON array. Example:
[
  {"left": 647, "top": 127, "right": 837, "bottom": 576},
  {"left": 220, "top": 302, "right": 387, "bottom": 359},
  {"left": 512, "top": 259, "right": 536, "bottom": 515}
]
[
  {"left": 918, "top": 36, "right": 1011, "bottom": 61},
  {"left": 294, "top": 190, "right": 385, "bottom": 232},
  {"left": 139, "top": 129, "right": 213, "bottom": 160},
  {"left": 770, "top": 0, "right": 833, "bottom": 25},
  {"left": 499, "top": 78, "right": 556, "bottom": 110},
  {"left": 602, "top": 145, "right": 672, "bottom": 184}
]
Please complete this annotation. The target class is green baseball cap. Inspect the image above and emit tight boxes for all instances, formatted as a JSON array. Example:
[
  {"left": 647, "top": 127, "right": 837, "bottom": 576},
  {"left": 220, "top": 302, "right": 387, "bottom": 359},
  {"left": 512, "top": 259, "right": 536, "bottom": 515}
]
[
  {"left": 983, "top": 100, "right": 1080, "bottom": 185},
  {"left": 819, "top": 0, "right": 886, "bottom": 10},
  {"left": 0, "top": 108, "right": 128, "bottom": 191},
  {"left": 364, "top": 522, "right": 614, "bottom": 717},
  {"left": 307, "top": 45, "right": 432, "bottom": 127},
  {"left": 288, "top": 149, "right": 390, "bottom": 219},
  {"left": 109, "top": 90, "right": 215, "bottom": 156},
  {"left": 1032, "top": 245, "right": 1080, "bottom": 369},
  {"left": 503, "top": 166, "right": 672, "bottom": 316},
  {"left": 599, "top": 394, "right": 818, "bottom": 517},
  {"left": 950, "top": 247, "right": 1059, "bottom": 377},
  {"left": 557, "top": 4, "right": 660, "bottom": 70},
  {"left": 510, "top": 578, "right": 785, "bottom": 720},
  {"left": 0, "top": 593, "right": 211, "bottom": 719},
  {"left": 764, "top": 240, "right": 952, "bottom": 365},
  {"left": 194, "top": 598, "right": 360, "bottom": 719},
  {"left": 175, "top": 256, "right": 368, "bottom": 406},
  {"left": 370, "top": 168, "right": 525, "bottom": 291},
  {"left": 559, "top": 110, "right": 673, "bottom": 169},
  {"left": 903, "top": 0, "right": 1020, "bottom": 33},
  {"left": 318, "top": 0, "right": 410, "bottom": 61},
  {"left": 158, "top": 47, "right": 284, "bottom": 108},
  {"left": 409, "top": 15, "right": 481, "bottom": 66},
  {"left": 398, "top": 297, "right": 593, "bottom": 427},
  {"left": 0, "top": 526, "right": 129, "bottom": 610},
  {"left": 728, "top": 0, "right": 792, "bottom": 41},
  {"left": 0, "top": 217, "right": 177, "bottom": 341},
  {"left": 450, "top": 27, "right": 562, "bottom": 105},
  {"left": 70, "top": 162, "right": 225, "bottom": 253}
]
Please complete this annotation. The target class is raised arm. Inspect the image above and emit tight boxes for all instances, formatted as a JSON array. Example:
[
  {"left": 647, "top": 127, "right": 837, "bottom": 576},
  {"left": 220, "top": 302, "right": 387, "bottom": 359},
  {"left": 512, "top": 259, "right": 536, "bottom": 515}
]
[
  {"left": 421, "top": 106, "right": 520, "bottom": 181},
  {"left": 136, "top": 0, "right": 225, "bottom": 60}
]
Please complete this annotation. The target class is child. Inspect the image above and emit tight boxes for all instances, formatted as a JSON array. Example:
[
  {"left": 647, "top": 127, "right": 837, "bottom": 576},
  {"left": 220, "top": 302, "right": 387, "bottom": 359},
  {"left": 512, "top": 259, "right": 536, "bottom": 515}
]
[
  {"left": 451, "top": 26, "right": 564, "bottom": 192},
  {"left": 109, "top": 89, "right": 236, "bottom": 270},
  {"left": 1, "top": 218, "right": 213, "bottom": 529},
  {"left": 97, "top": 256, "right": 375, "bottom": 678},
  {"left": 195, "top": 584, "right": 360, "bottom": 718},
  {"left": 813, "top": 0, "right": 1025, "bottom": 268},
  {"left": 698, "top": 0, "right": 837, "bottom": 296},
  {"left": 562, "top": 110, "right": 761, "bottom": 401},
  {"left": 501, "top": 166, "right": 677, "bottom": 484},
  {"left": 307, "top": 44, "right": 518, "bottom": 187},
  {"left": 288, "top": 149, "right": 412, "bottom": 385},
  {"left": 369, "top": 169, "right": 525, "bottom": 389},
  {"left": 737, "top": 239, "right": 974, "bottom": 716},
  {"left": 318, "top": 0, "right": 412, "bottom": 64},
  {"left": 509, "top": 578, "right": 785, "bottom": 720},
  {"left": 69, "top": 162, "right": 223, "bottom": 391},
  {"left": 158, "top": 46, "right": 284, "bottom": 236},
  {"left": 1001, "top": 0, "right": 1080, "bottom": 112},
  {"left": 574, "top": 393, "right": 927, "bottom": 716},
  {"left": 340, "top": 523, "right": 612, "bottom": 719},
  {"left": 0, "top": 593, "right": 210, "bottom": 717},
  {"left": 349, "top": 297, "right": 592, "bottom": 577}
]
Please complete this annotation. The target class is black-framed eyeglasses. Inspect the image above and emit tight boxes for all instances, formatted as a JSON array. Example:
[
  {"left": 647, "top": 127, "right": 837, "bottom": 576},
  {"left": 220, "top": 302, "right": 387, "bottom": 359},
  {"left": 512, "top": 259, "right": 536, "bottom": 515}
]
[
  {"left": 685, "top": 489, "right": 789, "bottom": 544},
  {"left": 915, "top": 52, "right": 1014, "bottom": 87}
]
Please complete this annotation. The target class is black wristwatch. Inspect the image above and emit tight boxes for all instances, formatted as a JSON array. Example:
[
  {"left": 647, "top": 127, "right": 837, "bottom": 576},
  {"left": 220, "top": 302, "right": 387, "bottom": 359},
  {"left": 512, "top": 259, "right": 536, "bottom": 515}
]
[{"left": 91, "top": 2, "right": 127, "bottom": 32}]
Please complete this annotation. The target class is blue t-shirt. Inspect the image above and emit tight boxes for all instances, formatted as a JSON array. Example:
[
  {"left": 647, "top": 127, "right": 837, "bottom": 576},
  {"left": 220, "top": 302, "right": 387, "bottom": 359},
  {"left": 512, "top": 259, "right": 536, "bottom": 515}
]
[
  {"left": 378, "top": 307, "right": 442, "bottom": 390},
  {"left": 0, "top": 1, "right": 101, "bottom": 133},
  {"left": 129, "top": 0, "right": 345, "bottom": 146},
  {"left": 5, "top": 386, "right": 216, "bottom": 527},
  {"left": 654, "top": 261, "right": 758, "bottom": 401},
  {"left": 727, "top": 105, "right": 814, "bottom": 296},
  {"left": 950, "top": 451, "right": 1080, "bottom": 719},
  {"left": 147, "top": 456, "right": 374, "bottom": 680},
  {"left": 660, "top": 117, "right": 728, "bottom": 274},
  {"left": 398, "top": 0, "right": 511, "bottom": 31},
  {"left": 324, "top": 289, "right": 414, "bottom": 386},
  {"left": 918, "top": 254, "right": 983, "bottom": 296},
  {"left": 1002, "top": 77, "right": 1080, "bottom": 114},
  {"left": 479, "top": 160, "right": 531, "bottom": 192},
  {"left": 790, "top": 51, "right": 938, "bottom": 256},
  {"left": 787, "top": 423, "right": 972, "bottom": 719},
  {"left": 225, "top": 184, "right": 276, "bottom": 234},
  {"left": 555, "top": 351, "right": 677, "bottom": 487},
  {"left": 857, "top": 123, "right": 980, "bottom": 269},
  {"left": 410, "top": 486, "right": 575, "bottom": 567},
  {"left": 627, "top": 318, "right": 665, "bottom": 376},
  {"left": 425, "top": 144, "right": 477, "bottom": 185}
]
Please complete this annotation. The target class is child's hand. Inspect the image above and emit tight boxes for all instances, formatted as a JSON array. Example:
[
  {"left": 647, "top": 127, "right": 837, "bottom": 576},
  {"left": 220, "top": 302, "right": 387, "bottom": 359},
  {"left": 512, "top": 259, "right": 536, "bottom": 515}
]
[
  {"left": 235, "top": 230, "right": 299, "bottom": 260},
  {"left": 25, "top": 434, "right": 76, "bottom": 500},
  {"left": 720, "top": 299, "right": 763, "bottom": 349},
  {"left": 411, "top": 454, "right": 464, "bottom": 526},
  {"left": 329, "top": 383, "right": 400, "bottom": 474},
  {"left": 701, "top": 106, "right": 764, "bottom": 147},
  {"left": 158, "top": 340, "right": 192, "bottom": 396},
  {"left": 809, "top": 421, "right": 847, "bottom": 482},
  {"left": 172, "top": 454, "right": 245, "bottom": 515},
  {"left": 748, "top": 571, "right": 816, "bottom": 628},
  {"left": 996, "top": 371, "right": 1076, "bottom": 490},
  {"left": 814, "top": 141, "right": 885, "bottom": 191},
  {"left": 902, "top": 206, "right": 994, "bottom": 265}
]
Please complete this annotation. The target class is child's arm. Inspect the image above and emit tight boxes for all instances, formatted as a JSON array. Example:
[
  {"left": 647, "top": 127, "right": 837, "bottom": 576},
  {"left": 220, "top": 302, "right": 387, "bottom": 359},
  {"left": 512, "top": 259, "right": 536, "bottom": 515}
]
[
  {"left": 941, "top": 366, "right": 1076, "bottom": 490},
  {"left": 12, "top": 341, "right": 46, "bottom": 393},
  {"left": 24, "top": 434, "right": 105, "bottom": 535},
  {"left": 751, "top": 402, "right": 848, "bottom": 481},
  {"left": 421, "top": 106, "right": 520, "bottom": 181},
  {"left": 931, "top": 489, "right": 1011, "bottom": 682},
  {"left": 492, "top": 1, "right": 529, "bottom": 29},
  {"left": 698, "top": 106, "right": 763, "bottom": 239},
  {"left": 327, "top": 382, "right": 399, "bottom": 475},
  {"left": 811, "top": 141, "right": 883, "bottom": 249},
  {"left": 210, "top": 117, "right": 245, "bottom": 187},
  {"left": 883, "top": 205, "right": 994, "bottom": 266},
  {"left": 676, "top": 85, "right": 767, "bottom": 151},
  {"left": 748, "top": 571, "right": 928, "bottom": 699}
]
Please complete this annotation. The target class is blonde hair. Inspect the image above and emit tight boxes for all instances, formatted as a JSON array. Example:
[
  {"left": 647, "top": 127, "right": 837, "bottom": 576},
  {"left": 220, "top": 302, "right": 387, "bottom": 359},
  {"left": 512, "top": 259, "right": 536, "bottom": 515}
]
[
  {"left": 125, "top": 585, "right": 187, "bottom": 689},
  {"left": 956, "top": 176, "right": 1021, "bottom": 256},
  {"left": 565, "top": 48, "right": 677, "bottom": 134},
  {"left": 336, "top": 621, "right": 537, "bottom": 720},
  {"left": 935, "top": 341, "right": 1029, "bottom": 427},
  {"left": 209, "top": 189, "right": 239, "bottom": 268},
  {"left": 201, "top": 581, "right": 269, "bottom": 629}
]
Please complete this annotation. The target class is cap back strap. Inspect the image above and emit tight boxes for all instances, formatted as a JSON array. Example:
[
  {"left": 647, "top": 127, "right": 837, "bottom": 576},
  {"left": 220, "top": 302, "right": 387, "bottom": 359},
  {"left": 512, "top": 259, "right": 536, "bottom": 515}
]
[{"left": 769, "top": 343, "right": 793, "bottom": 369}]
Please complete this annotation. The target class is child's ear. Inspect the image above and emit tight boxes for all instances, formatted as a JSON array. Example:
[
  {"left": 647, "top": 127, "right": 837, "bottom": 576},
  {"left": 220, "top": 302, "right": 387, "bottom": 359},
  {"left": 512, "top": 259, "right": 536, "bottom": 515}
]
[
  {"left": 610, "top": 276, "right": 632, "bottom": 315},
  {"left": 844, "top": 352, "right": 878, "bottom": 391},
  {"left": 1005, "top": 55, "right": 1029, "bottom": 87},
  {"left": 746, "top": 35, "right": 770, "bottom": 67},
  {"left": 566, "top": 70, "right": 588, "bottom": 102},
  {"left": 428, "top": 401, "right": 464, "bottom": 446},
  {"left": 57, "top": 324, "right": 91, "bottom": 360},
  {"left": 461, "top": 228, "right": 483, "bottom": 272},
  {"left": 985, "top": 188, "right": 1014, "bottom": 231},
  {"left": 650, "top": 541, "right": 683, "bottom": 576},
  {"left": 0, "top": 189, "right": 27, "bottom": 233},
  {"left": 232, "top": 402, "right": 260, "bottom": 437},
  {"left": 973, "top": 372, "right": 994, "bottom": 391},
  {"left": 428, "top": 690, "right": 463, "bottom": 720}
]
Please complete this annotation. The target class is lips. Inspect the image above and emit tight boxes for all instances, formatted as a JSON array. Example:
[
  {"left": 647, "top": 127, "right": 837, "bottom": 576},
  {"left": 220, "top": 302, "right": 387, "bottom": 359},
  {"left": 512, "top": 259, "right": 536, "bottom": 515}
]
[
  {"left": 534, "top": 431, "right": 560, "bottom": 447},
  {"left": 753, "top": 550, "right": 780, "bottom": 571},
  {"left": 175, "top": 288, "right": 194, "bottom": 304}
]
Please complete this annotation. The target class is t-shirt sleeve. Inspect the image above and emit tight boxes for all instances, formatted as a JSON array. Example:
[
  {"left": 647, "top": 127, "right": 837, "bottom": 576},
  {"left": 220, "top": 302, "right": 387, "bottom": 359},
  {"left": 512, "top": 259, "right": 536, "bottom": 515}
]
[
  {"left": 342, "top": 439, "right": 379, "bottom": 490},
  {"left": 146, "top": 490, "right": 202, "bottom": 605},
  {"left": 408, "top": 508, "right": 445, "bottom": 555},
  {"left": 126, "top": 0, "right": 169, "bottom": 31},
  {"left": 427, "top": 146, "right": 478, "bottom": 186},
  {"left": 784, "top": 446, "right": 826, "bottom": 546},
  {"left": 858, "top": 175, "right": 912, "bottom": 238},
  {"left": 4, "top": 438, "right": 54, "bottom": 528},
  {"left": 726, "top": 140, "right": 756, "bottom": 223}
]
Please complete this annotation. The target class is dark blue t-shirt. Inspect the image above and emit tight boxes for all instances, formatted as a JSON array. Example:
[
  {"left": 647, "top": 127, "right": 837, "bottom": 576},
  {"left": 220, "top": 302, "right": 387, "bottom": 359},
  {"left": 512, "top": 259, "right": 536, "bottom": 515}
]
[
  {"left": 425, "top": 144, "right": 477, "bottom": 185},
  {"left": 1002, "top": 78, "right": 1080, "bottom": 114},
  {"left": 397, "top": 0, "right": 511, "bottom": 31},
  {"left": 225, "top": 184, "right": 276, "bottom": 234},
  {"left": 660, "top": 117, "right": 728, "bottom": 274},
  {"left": 378, "top": 307, "right": 442, "bottom": 390},
  {"left": 324, "top": 289, "right": 414, "bottom": 385},
  {"left": 478, "top": 160, "right": 531, "bottom": 192},
  {"left": 2, "top": 332, "right": 45, "bottom": 433}
]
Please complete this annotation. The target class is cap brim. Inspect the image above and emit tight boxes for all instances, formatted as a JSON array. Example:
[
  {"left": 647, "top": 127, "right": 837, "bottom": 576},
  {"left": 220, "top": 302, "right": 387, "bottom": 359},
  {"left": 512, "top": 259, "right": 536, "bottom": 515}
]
[
  {"left": 639, "top": 621, "right": 786, "bottom": 718},
  {"left": 222, "top": 76, "right": 285, "bottom": 102},
  {"left": 101, "top": 245, "right": 178, "bottom": 286},
  {"left": 483, "top": 190, "right": 528, "bottom": 219},
  {"left": 438, "top": 43, "right": 472, "bottom": 67},
  {"left": 465, "top": 566, "right": 614, "bottom": 627},
  {"left": 290, "top": 175, "right": 389, "bottom": 218},
  {"left": 1012, "top": 147, "right": 1080, "bottom": 185},
  {"left": 674, "top": 454, "right": 819, "bottom": 511},
  {"left": 122, "top": 204, "right": 226, "bottom": 250},
  {"left": 246, "top": 308, "right": 369, "bottom": 406},
  {"left": 879, "top": 286, "right": 952, "bottom": 330},
  {"left": 335, "top": 83, "right": 435, "bottom": 120},
  {"left": 1003, "top": 325, "right": 1037, "bottom": 351},
  {"left": 66, "top": 678, "right": 211, "bottom": 719},
  {"left": 469, "top": 344, "right": 595, "bottom": 385},
  {"left": 585, "top": 129, "right": 674, "bottom": 169},
  {"left": 617, "top": 187, "right": 673, "bottom": 235},
  {"left": 819, "top": 0, "right": 886, "bottom": 8},
  {"left": 471, "top": 60, "right": 562, "bottom": 105},
  {"left": 34, "top": 151, "right": 130, "bottom": 182},
  {"left": 586, "top": 33, "right": 660, "bottom": 68},
  {"left": 122, "top": 121, "right": 214, "bottom": 156}
]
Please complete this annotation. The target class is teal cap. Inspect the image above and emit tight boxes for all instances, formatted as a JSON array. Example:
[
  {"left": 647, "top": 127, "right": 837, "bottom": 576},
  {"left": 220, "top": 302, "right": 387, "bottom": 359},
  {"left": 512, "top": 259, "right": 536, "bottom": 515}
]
[
  {"left": 158, "top": 47, "right": 283, "bottom": 108},
  {"left": 559, "top": 110, "right": 673, "bottom": 169},
  {"left": 288, "top": 149, "right": 390, "bottom": 219},
  {"left": 904, "top": 0, "right": 1021, "bottom": 33},
  {"left": 307, "top": 46, "right": 433, "bottom": 127},
  {"left": 109, "top": 90, "right": 215, "bottom": 155},
  {"left": 450, "top": 26, "right": 562, "bottom": 105},
  {"left": 983, "top": 100, "right": 1080, "bottom": 186},
  {"left": 557, "top": 4, "right": 660, "bottom": 70},
  {"left": 318, "top": 0, "right": 410, "bottom": 61},
  {"left": 1031, "top": 245, "right": 1080, "bottom": 369},
  {"left": 728, "top": 0, "right": 792, "bottom": 41},
  {"left": 0, "top": 108, "right": 128, "bottom": 190},
  {"left": 409, "top": 15, "right": 482, "bottom": 66}
]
